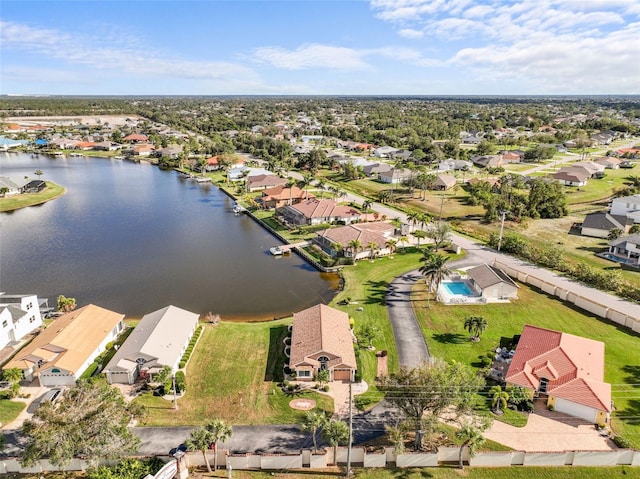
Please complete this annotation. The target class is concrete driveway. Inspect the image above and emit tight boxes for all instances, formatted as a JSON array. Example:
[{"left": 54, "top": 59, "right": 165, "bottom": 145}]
[{"left": 484, "top": 401, "right": 616, "bottom": 452}]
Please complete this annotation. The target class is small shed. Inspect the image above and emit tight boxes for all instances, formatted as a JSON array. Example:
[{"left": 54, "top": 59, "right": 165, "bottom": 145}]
[{"left": 467, "top": 264, "right": 518, "bottom": 300}]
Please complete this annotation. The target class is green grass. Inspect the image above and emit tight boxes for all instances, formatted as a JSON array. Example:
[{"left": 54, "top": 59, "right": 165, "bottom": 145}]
[
  {"left": 0, "top": 398, "right": 26, "bottom": 425},
  {"left": 412, "top": 282, "right": 640, "bottom": 449},
  {"left": 133, "top": 320, "right": 333, "bottom": 426},
  {"left": 0, "top": 181, "right": 65, "bottom": 212}
]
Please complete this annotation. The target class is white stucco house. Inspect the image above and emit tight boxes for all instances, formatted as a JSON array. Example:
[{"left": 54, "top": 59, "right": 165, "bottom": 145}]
[
  {"left": 104, "top": 305, "right": 200, "bottom": 385},
  {"left": 0, "top": 293, "right": 44, "bottom": 349},
  {"left": 610, "top": 194, "right": 640, "bottom": 223}
]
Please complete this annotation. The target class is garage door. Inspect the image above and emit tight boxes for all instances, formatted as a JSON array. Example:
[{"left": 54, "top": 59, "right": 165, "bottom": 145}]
[
  {"left": 333, "top": 369, "right": 351, "bottom": 381},
  {"left": 554, "top": 398, "right": 597, "bottom": 423}
]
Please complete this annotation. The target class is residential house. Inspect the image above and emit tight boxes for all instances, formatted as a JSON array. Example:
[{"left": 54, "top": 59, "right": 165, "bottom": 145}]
[
  {"left": 23, "top": 180, "right": 46, "bottom": 193},
  {"left": 372, "top": 146, "right": 399, "bottom": 158},
  {"left": 571, "top": 162, "right": 606, "bottom": 178},
  {"left": 0, "top": 176, "right": 29, "bottom": 196},
  {"left": 610, "top": 194, "right": 640, "bottom": 223},
  {"left": 246, "top": 174, "right": 287, "bottom": 192},
  {"left": 470, "top": 155, "right": 506, "bottom": 168},
  {"left": 590, "top": 131, "right": 616, "bottom": 145},
  {"left": 156, "top": 145, "right": 183, "bottom": 159},
  {"left": 104, "top": 305, "right": 199, "bottom": 385},
  {"left": 0, "top": 293, "right": 44, "bottom": 350},
  {"left": 594, "top": 157, "right": 622, "bottom": 169},
  {"left": 551, "top": 170, "right": 589, "bottom": 187},
  {"left": 433, "top": 173, "right": 457, "bottom": 191},
  {"left": 259, "top": 185, "right": 311, "bottom": 209},
  {"left": 129, "top": 144, "right": 155, "bottom": 157},
  {"left": 580, "top": 212, "right": 633, "bottom": 238},
  {"left": 608, "top": 234, "right": 640, "bottom": 266},
  {"left": 123, "top": 133, "right": 149, "bottom": 143},
  {"left": 437, "top": 159, "right": 472, "bottom": 172},
  {"left": 314, "top": 222, "right": 395, "bottom": 260},
  {"left": 378, "top": 168, "right": 414, "bottom": 184},
  {"left": 227, "top": 166, "right": 271, "bottom": 182},
  {"left": 289, "top": 304, "right": 357, "bottom": 382},
  {"left": 391, "top": 149, "right": 413, "bottom": 161},
  {"left": 362, "top": 163, "right": 393, "bottom": 178},
  {"left": 276, "top": 198, "right": 361, "bottom": 226},
  {"left": 505, "top": 325, "right": 611, "bottom": 425},
  {"left": 3, "top": 304, "right": 125, "bottom": 386},
  {"left": 466, "top": 263, "right": 519, "bottom": 300}
]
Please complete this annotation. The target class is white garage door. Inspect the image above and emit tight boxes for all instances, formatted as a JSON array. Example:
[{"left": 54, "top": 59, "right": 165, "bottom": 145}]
[{"left": 554, "top": 398, "right": 597, "bottom": 423}]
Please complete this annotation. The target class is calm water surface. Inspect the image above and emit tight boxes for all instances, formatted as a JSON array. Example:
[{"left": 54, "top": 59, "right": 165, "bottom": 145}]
[{"left": 0, "top": 153, "right": 338, "bottom": 320}]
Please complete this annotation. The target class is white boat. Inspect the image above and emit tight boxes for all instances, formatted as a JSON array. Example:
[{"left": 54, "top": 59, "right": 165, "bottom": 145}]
[
  {"left": 270, "top": 246, "right": 284, "bottom": 256},
  {"left": 194, "top": 176, "right": 210, "bottom": 183},
  {"left": 114, "top": 155, "right": 124, "bottom": 160}
]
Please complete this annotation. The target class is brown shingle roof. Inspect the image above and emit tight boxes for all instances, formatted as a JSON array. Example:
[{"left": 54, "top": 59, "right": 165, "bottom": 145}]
[
  {"left": 505, "top": 325, "right": 611, "bottom": 412},
  {"left": 289, "top": 304, "right": 356, "bottom": 370}
]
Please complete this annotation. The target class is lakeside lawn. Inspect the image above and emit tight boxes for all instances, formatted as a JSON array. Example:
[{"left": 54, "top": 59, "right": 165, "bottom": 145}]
[
  {"left": 412, "top": 281, "right": 640, "bottom": 449},
  {"left": 0, "top": 181, "right": 65, "bottom": 212},
  {"left": 133, "top": 320, "right": 333, "bottom": 426}
]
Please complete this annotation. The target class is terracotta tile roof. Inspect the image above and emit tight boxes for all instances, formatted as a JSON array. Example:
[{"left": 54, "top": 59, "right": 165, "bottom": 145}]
[
  {"left": 289, "top": 198, "right": 361, "bottom": 220},
  {"left": 316, "top": 222, "right": 394, "bottom": 249},
  {"left": 261, "top": 185, "right": 308, "bottom": 201},
  {"left": 247, "top": 174, "right": 287, "bottom": 189},
  {"left": 4, "top": 304, "right": 124, "bottom": 376},
  {"left": 505, "top": 325, "right": 611, "bottom": 412},
  {"left": 123, "top": 133, "right": 149, "bottom": 142},
  {"left": 289, "top": 304, "right": 356, "bottom": 371}
]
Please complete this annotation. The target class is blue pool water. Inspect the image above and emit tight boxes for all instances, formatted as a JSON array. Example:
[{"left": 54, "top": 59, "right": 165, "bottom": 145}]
[
  {"left": 601, "top": 253, "right": 639, "bottom": 266},
  {"left": 442, "top": 281, "right": 474, "bottom": 296}
]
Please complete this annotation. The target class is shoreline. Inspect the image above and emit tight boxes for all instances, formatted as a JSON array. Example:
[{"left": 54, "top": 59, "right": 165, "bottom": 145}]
[{"left": 0, "top": 181, "right": 66, "bottom": 213}]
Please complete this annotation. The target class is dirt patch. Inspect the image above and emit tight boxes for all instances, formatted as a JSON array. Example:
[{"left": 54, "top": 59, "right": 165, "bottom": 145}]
[{"left": 289, "top": 398, "right": 316, "bottom": 410}]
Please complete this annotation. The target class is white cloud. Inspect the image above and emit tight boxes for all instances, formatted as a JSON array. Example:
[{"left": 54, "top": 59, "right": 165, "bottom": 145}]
[
  {"left": 0, "top": 20, "right": 257, "bottom": 83},
  {"left": 398, "top": 28, "right": 424, "bottom": 39},
  {"left": 252, "top": 44, "right": 371, "bottom": 71},
  {"left": 463, "top": 5, "right": 493, "bottom": 19}
]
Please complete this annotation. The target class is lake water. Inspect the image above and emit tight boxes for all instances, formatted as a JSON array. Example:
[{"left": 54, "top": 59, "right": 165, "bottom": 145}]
[{"left": 0, "top": 153, "right": 339, "bottom": 320}]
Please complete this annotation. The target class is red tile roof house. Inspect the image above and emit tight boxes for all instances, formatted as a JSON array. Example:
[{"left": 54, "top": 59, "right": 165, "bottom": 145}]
[
  {"left": 276, "top": 198, "right": 362, "bottom": 226},
  {"left": 505, "top": 325, "right": 612, "bottom": 425},
  {"left": 314, "top": 222, "right": 396, "bottom": 260},
  {"left": 123, "top": 133, "right": 149, "bottom": 143},
  {"left": 259, "top": 185, "right": 311, "bottom": 209},
  {"left": 289, "top": 304, "right": 357, "bottom": 382},
  {"left": 246, "top": 174, "right": 287, "bottom": 192}
]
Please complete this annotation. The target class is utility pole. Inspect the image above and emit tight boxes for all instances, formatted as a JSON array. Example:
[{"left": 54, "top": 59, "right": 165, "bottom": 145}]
[
  {"left": 172, "top": 373, "right": 178, "bottom": 410},
  {"left": 497, "top": 210, "right": 508, "bottom": 252},
  {"left": 345, "top": 382, "right": 353, "bottom": 477}
]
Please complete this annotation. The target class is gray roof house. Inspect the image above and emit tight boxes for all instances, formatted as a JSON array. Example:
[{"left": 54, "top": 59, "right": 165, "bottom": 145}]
[
  {"left": 467, "top": 264, "right": 519, "bottom": 301},
  {"left": 104, "top": 305, "right": 199, "bottom": 385},
  {"left": 581, "top": 212, "right": 634, "bottom": 238},
  {"left": 608, "top": 234, "right": 640, "bottom": 267}
]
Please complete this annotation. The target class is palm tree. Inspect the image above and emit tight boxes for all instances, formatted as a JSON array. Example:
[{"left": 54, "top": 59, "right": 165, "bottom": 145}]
[
  {"left": 300, "top": 410, "right": 327, "bottom": 452},
  {"left": 608, "top": 228, "right": 624, "bottom": 241},
  {"left": 418, "top": 250, "right": 450, "bottom": 293},
  {"left": 406, "top": 210, "right": 420, "bottom": 232},
  {"left": 322, "top": 419, "right": 349, "bottom": 464},
  {"left": 367, "top": 241, "right": 379, "bottom": 261},
  {"left": 298, "top": 173, "right": 313, "bottom": 200},
  {"left": 185, "top": 426, "right": 214, "bottom": 472},
  {"left": 463, "top": 316, "right": 487, "bottom": 341},
  {"left": 347, "top": 239, "right": 361, "bottom": 260},
  {"left": 385, "top": 238, "right": 397, "bottom": 257},
  {"left": 413, "top": 229, "right": 427, "bottom": 247},
  {"left": 397, "top": 235, "right": 409, "bottom": 253},
  {"left": 362, "top": 199, "right": 372, "bottom": 213},
  {"left": 455, "top": 419, "right": 490, "bottom": 469},
  {"left": 205, "top": 419, "right": 233, "bottom": 471},
  {"left": 490, "top": 385, "right": 509, "bottom": 414},
  {"left": 285, "top": 177, "right": 297, "bottom": 205},
  {"left": 34, "top": 169, "right": 44, "bottom": 180}
]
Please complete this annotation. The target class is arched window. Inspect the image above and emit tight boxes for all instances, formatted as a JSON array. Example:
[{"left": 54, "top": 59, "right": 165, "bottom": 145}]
[
  {"left": 51, "top": 368, "right": 61, "bottom": 373},
  {"left": 318, "top": 356, "right": 329, "bottom": 370}
]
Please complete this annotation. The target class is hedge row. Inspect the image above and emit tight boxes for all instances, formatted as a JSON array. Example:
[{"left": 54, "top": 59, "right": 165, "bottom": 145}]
[{"left": 179, "top": 325, "right": 204, "bottom": 369}]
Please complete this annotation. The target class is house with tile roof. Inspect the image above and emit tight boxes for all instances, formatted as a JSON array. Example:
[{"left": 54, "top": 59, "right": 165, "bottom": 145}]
[
  {"left": 314, "top": 222, "right": 395, "bottom": 260},
  {"left": 0, "top": 293, "right": 44, "bottom": 350},
  {"left": 276, "top": 198, "right": 361, "bottom": 226},
  {"left": 104, "top": 305, "right": 199, "bottom": 385},
  {"left": 289, "top": 304, "right": 357, "bottom": 382},
  {"left": 505, "top": 325, "right": 611, "bottom": 425},
  {"left": 259, "top": 185, "right": 311, "bottom": 209},
  {"left": 246, "top": 174, "right": 287, "bottom": 192},
  {"left": 3, "top": 304, "right": 124, "bottom": 386},
  {"left": 466, "top": 263, "right": 519, "bottom": 300},
  {"left": 123, "top": 133, "right": 149, "bottom": 143}
]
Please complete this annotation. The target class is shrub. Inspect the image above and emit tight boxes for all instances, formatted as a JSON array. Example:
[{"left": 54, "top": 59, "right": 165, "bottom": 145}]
[
  {"left": 613, "top": 435, "right": 632, "bottom": 449},
  {"left": 323, "top": 385, "right": 330, "bottom": 392},
  {"left": 175, "top": 370, "right": 186, "bottom": 393},
  {"left": 479, "top": 355, "right": 492, "bottom": 367},
  {"left": 179, "top": 361, "right": 186, "bottom": 369}
]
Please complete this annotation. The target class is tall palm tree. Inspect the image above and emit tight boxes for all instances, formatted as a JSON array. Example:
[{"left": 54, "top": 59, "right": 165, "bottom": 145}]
[
  {"left": 418, "top": 250, "right": 450, "bottom": 293},
  {"left": 298, "top": 173, "right": 313, "bottom": 200},
  {"left": 206, "top": 419, "right": 232, "bottom": 471},
  {"left": 322, "top": 419, "right": 349, "bottom": 464},
  {"left": 490, "top": 386, "right": 509, "bottom": 414},
  {"left": 347, "top": 239, "right": 361, "bottom": 260},
  {"left": 362, "top": 199, "right": 372, "bottom": 212},
  {"left": 385, "top": 238, "right": 397, "bottom": 257},
  {"left": 413, "top": 229, "right": 427, "bottom": 247},
  {"left": 367, "top": 241, "right": 379, "bottom": 261},
  {"left": 407, "top": 210, "right": 420, "bottom": 232},
  {"left": 300, "top": 410, "right": 327, "bottom": 452},
  {"left": 286, "top": 177, "right": 297, "bottom": 205},
  {"left": 464, "top": 316, "right": 488, "bottom": 341},
  {"left": 397, "top": 235, "right": 409, "bottom": 253},
  {"left": 185, "top": 426, "right": 214, "bottom": 472}
]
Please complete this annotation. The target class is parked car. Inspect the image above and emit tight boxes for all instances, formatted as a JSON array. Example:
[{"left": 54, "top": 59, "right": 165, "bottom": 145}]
[{"left": 39, "top": 387, "right": 64, "bottom": 406}]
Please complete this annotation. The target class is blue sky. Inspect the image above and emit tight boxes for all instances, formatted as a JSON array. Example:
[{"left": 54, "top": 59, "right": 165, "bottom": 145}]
[{"left": 2, "top": 0, "right": 639, "bottom": 96}]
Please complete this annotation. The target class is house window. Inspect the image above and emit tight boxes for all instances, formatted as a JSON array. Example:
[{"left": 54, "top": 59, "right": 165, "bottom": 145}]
[
  {"left": 2, "top": 320, "right": 7, "bottom": 328},
  {"left": 298, "top": 370, "right": 311, "bottom": 378},
  {"left": 318, "top": 355, "right": 329, "bottom": 370},
  {"left": 51, "top": 368, "right": 61, "bottom": 373}
]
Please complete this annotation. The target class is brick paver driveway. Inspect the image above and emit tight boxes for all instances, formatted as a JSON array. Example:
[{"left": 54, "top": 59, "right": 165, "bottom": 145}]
[{"left": 484, "top": 401, "right": 616, "bottom": 452}]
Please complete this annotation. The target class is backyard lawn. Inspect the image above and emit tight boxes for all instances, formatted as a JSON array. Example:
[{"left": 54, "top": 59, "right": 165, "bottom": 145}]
[
  {"left": 0, "top": 399, "right": 26, "bottom": 425},
  {"left": 133, "top": 320, "right": 333, "bottom": 426},
  {"left": 412, "top": 281, "right": 640, "bottom": 449}
]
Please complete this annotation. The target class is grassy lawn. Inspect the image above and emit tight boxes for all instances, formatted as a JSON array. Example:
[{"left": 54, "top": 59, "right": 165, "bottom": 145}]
[
  {"left": 412, "top": 281, "right": 640, "bottom": 448},
  {"left": 562, "top": 167, "right": 637, "bottom": 206},
  {"left": 0, "top": 398, "right": 26, "bottom": 425},
  {"left": 0, "top": 181, "right": 65, "bottom": 212},
  {"left": 133, "top": 320, "right": 333, "bottom": 426}
]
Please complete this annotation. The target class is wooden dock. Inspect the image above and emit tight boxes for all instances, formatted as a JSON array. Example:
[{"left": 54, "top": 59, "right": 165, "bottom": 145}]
[{"left": 271, "top": 241, "right": 310, "bottom": 254}]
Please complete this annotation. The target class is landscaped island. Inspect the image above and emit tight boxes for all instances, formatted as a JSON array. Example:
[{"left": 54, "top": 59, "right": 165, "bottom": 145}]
[{"left": 0, "top": 181, "right": 65, "bottom": 212}]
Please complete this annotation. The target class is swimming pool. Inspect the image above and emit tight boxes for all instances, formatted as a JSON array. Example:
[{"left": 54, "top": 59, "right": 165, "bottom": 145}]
[
  {"left": 600, "top": 253, "right": 640, "bottom": 267},
  {"left": 442, "top": 281, "right": 474, "bottom": 296}
]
